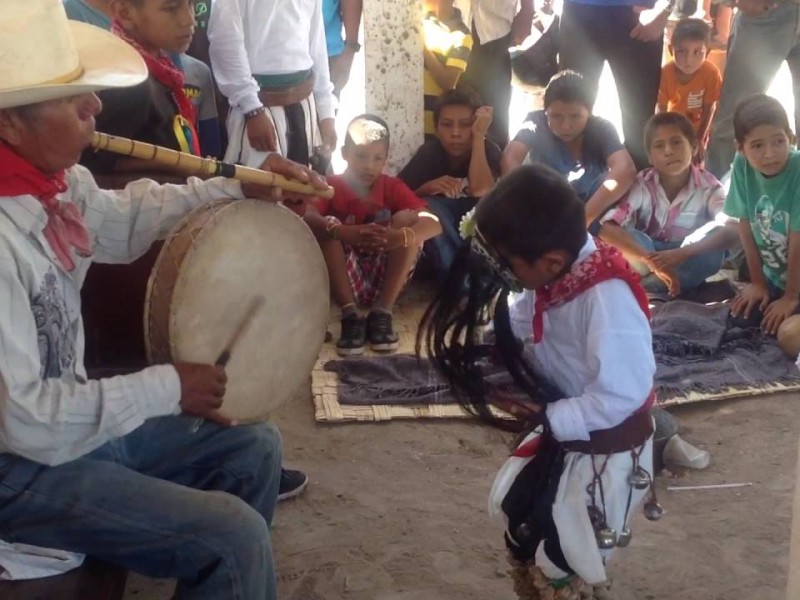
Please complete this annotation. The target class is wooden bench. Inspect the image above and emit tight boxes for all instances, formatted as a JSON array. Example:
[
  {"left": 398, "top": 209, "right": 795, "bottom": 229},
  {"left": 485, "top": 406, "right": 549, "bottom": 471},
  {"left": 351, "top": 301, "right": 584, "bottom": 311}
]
[{"left": 0, "top": 559, "right": 128, "bottom": 600}]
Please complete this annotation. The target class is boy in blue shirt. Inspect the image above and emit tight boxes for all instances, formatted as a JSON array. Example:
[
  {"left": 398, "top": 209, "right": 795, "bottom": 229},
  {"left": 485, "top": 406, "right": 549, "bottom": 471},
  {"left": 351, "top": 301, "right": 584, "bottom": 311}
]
[{"left": 726, "top": 94, "right": 800, "bottom": 336}]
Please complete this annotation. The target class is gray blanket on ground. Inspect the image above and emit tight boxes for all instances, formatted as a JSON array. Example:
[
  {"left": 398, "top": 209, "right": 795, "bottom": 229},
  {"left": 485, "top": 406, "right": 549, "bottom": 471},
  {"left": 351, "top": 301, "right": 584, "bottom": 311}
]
[{"left": 325, "top": 301, "right": 800, "bottom": 406}]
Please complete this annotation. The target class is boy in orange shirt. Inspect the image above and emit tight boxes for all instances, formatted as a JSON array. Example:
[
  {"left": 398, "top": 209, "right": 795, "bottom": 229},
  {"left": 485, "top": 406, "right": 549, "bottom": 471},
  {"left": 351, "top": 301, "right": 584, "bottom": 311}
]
[{"left": 658, "top": 18, "right": 722, "bottom": 162}]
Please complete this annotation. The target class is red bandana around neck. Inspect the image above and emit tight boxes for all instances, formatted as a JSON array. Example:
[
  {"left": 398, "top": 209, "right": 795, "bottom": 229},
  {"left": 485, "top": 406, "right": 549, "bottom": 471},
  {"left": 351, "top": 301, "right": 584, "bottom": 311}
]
[
  {"left": 532, "top": 239, "right": 650, "bottom": 344},
  {"left": 0, "top": 144, "right": 92, "bottom": 272},
  {"left": 111, "top": 21, "right": 201, "bottom": 155}
]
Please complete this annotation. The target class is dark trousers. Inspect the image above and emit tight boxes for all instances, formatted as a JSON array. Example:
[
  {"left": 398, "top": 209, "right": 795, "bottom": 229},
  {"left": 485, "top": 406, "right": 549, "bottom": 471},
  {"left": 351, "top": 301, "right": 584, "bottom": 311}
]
[
  {"left": 459, "top": 31, "right": 513, "bottom": 148},
  {"left": 559, "top": 4, "right": 662, "bottom": 170}
]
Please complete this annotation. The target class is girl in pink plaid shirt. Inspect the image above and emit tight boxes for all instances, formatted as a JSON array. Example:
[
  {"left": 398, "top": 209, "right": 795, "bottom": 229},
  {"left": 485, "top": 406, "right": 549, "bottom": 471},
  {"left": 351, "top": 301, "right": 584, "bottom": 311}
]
[{"left": 599, "top": 112, "right": 739, "bottom": 298}]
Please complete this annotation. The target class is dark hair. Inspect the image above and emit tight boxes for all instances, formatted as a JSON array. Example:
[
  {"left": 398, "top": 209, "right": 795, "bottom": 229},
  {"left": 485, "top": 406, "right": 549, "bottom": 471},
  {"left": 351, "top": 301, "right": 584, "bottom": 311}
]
[
  {"left": 733, "top": 94, "right": 792, "bottom": 143},
  {"left": 433, "top": 89, "right": 480, "bottom": 127},
  {"left": 343, "top": 114, "right": 391, "bottom": 148},
  {"left": 543, "top": 70, "right": 593, "bottom": 111},
  {"left": 416, "top": 164, "right": 586, "bottom": 432},
  {"left": 644, "top": 112, "right": 698, "bottom": 151},
  {"left": 670, "top": 18, "right": 711, "bottom": 48}
]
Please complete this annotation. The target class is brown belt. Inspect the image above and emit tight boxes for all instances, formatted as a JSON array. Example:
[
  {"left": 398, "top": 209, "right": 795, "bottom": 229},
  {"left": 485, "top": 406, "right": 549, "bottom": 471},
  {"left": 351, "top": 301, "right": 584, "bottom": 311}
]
[
  {"left": 561, "top": 409, "right": 654, "bottom": 455},
  {"left": 258, "top": 75, "right": 314, "bottom": 107}
]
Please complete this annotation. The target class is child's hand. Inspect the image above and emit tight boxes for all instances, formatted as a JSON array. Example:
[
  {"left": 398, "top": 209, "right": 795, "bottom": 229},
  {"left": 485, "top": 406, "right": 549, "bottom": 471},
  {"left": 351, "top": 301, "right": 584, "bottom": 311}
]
[
  {"left": 731, "top": 282, "right": 770, "bottom": 319},
  {"left": 356, "top": 223, "right": 390, "bottom": 252},
  {"left": 644, "top": 258, "right": 681, "bottom": 297},
  {"left": 384, "top": 227, "right": 406, "bottom": 251},
  {"left": 655, "top": 268, "right": 681, "bottom": 297},
  {"left": 335, "top": 225, "right": 367, "bottom": 248},
  {"left": 762, "top": 295, "right": 799, "bottom": 335},
  {"left": 490, "top": 390, "right": 543, "bottom": 420},
  {"left": 472, "top": 106, "right": 493, "bottom": 139},
  {"left": 418, "top": 176, "right": 463, "bottom": 198},
  {"left": 647, "top": 248, "right": 688, "bottom": 271},
  {"left": 245, "top": 112, "right": 277, "bottom": 152}
]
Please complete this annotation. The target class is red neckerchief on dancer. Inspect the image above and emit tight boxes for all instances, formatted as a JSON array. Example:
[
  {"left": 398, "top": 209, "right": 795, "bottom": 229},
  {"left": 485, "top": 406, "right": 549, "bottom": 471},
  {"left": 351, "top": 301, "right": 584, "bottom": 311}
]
[
  {"left": 0, "top": 143, "right": 91, "bottom": 272},
  {"left": 533, "top": 239, "right": 650, "bottom": 343},
  {"left": 111, "top": 21, "right": 201, "bottom": 155}
]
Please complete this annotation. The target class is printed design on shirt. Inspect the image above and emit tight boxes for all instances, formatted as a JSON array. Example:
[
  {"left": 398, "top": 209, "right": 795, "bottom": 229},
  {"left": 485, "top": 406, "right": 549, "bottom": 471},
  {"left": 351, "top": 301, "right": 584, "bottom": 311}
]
[
  {"left": 194, "top": 1, "right": 210, "bottom": 30},
  {"left": 753, "top": 194, "right": 789, "bottom": 281},
  {"left": 30, "top": 270, "right": 75, "bottom": 379},
  {"left": 686, "top": 90, "right": 704, "bottom": 111},
  {"left": 184, "top": 84, "right": 203, "bottom": 109}
]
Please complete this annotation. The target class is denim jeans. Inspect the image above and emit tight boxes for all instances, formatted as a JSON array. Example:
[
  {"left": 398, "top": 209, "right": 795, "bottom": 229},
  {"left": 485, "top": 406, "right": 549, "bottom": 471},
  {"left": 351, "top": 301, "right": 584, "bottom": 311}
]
[
  {"left": 423, "top": 195, "right": 478, "bottom": 279},
  {"left": 706, "top": 4, "right": 800, "bottom": 180},
  {"left": 0, "top": 417, "right": 282, "bottom": 599},
  {"left": 625, "top": 228, "right": 725, "bottom": 294}
]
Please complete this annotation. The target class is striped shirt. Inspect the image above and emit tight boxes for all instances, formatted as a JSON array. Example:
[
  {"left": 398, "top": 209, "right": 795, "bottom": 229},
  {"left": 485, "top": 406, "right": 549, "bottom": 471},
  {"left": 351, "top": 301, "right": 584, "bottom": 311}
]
[
  {"left": 601, "top": 165, "right": 726, "bottom": 242},
  {"left": 0, "top": 165, "right": 243, "bottom": 467},
  {"left": 423, "top": 11, "right": 473, "bottom": 138}
]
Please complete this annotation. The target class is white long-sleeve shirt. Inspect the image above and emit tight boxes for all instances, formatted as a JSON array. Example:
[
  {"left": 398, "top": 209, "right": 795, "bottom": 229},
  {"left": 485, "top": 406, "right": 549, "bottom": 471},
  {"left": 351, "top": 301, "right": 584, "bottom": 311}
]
[
  {"left": 454, "top": 0, "right": 520, "bottom": 43},
  {"left": 208, "top": 0, "right": 336, "bottom": 119},
  {"left": 0, "top": 166, "right": 244, "bottom": 467},
  {"left": 508, "top": 236, "right": 655, "bottom": 442}
]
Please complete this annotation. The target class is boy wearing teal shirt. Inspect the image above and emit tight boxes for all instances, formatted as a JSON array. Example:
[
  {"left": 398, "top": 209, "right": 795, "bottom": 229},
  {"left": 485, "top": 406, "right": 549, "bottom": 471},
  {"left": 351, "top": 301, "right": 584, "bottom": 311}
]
[{"left": 725, "top": 94, "right": 800, "bottom": 336}]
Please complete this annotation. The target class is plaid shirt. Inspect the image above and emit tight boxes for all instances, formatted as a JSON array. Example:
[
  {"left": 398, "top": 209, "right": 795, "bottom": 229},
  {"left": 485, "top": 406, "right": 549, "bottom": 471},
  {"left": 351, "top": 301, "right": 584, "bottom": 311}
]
[{"left": 601, "top": 165, "right": 726, "bottom": 242}]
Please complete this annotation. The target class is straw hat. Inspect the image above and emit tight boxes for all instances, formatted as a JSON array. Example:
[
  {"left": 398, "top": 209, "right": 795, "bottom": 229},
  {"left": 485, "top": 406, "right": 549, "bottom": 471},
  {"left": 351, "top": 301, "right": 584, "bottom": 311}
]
[{"left": 0, "top": 0, "right": 147, "bottom": 110}]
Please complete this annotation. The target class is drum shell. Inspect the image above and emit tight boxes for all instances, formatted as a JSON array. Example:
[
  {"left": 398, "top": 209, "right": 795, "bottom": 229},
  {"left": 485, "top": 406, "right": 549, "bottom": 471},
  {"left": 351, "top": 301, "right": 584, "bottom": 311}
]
[{"left": 145, "top": 199, "right": 329, "bottom": 422}]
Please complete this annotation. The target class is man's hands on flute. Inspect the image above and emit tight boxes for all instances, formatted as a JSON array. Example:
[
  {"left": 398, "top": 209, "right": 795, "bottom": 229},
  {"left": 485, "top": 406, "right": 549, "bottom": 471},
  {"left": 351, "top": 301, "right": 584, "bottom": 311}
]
[{"left": 241, "top": 154, "right": 329, "bottom": 215}]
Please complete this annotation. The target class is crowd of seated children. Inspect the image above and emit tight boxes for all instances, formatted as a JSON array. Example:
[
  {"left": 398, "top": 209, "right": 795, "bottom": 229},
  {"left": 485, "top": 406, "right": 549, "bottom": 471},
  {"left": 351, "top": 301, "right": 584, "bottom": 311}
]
[
  {"left": 399, "top": 90, "right": 500, "bottom": 278},
  {"left": 599, "top": 112, "right": 738, "bottom": 298},
  {"left": 304, "top": 115, "right": 442, "bottom": 356},
  {"left": 658, "top": 18, "right": 722, "bottom": 164},
  {"left": 501, "top": 70, "right": 637, "bottom": 227}
]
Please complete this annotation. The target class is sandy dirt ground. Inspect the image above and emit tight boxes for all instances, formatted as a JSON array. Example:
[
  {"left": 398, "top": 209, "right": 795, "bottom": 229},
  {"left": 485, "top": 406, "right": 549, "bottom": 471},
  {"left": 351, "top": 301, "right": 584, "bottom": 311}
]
[{"left": 123, "top": 387, "right": 798, "bottom": 600}]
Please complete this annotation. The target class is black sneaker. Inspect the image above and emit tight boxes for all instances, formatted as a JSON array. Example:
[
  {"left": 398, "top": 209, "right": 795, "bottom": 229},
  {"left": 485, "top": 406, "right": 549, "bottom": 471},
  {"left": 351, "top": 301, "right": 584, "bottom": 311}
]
[
  {"left": 278, "top": 468, "right": 308, "bottom": 501},
  {"left": 367, "top": 310, "right": 399, "bottom": 352},
  {"left": 336, "top": 313, "right": 366, "bottom": 356}
]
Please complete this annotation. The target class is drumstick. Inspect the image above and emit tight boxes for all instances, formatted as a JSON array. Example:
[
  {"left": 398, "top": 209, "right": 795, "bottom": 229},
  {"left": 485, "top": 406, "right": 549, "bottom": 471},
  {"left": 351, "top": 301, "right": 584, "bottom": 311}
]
[
  {"left": 215, "top": 296, "right": 265, "bottom": 367},
  {"left": 91, "top": 132, "right": 334, "bottom": 199},
  {"left": 189, "top": 296, "right": 265, "bottom": 433}
]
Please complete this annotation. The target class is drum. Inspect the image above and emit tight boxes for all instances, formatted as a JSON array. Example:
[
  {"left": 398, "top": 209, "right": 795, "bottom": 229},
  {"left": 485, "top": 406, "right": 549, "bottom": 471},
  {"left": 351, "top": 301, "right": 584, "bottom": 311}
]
[{"left": 145, "top": 199, "right": 329, "bottom": 422}]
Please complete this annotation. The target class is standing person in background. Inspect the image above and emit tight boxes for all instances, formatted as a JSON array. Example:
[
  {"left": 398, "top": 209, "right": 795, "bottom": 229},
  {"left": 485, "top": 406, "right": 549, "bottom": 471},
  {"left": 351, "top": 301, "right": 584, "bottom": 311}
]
[
  {"left": 64, "top": 0, "right": 221, "bottom": 159},
  {"left": 559, "top": 0, "right": 670, "bottom": 170},
  {"left": 423, "top": 0, "right": 473, "bottom": 140},
  {"left": 209, "top": 0, "right": 337, "bottom": 169},
  {"left": 706, "top": 1, "right": 800, "bottom": 180},
  {"left": 324, "top": 0, "right": 363, "bottom": 98},
  {"left": 454, "top": 0, "right": 536, "bottom": 148},
  {"left": 657, "top": 18, "right": 721, "bottom": 164},
  {"left": 62, "top": 0, "right": 111, "bottom": 28}
]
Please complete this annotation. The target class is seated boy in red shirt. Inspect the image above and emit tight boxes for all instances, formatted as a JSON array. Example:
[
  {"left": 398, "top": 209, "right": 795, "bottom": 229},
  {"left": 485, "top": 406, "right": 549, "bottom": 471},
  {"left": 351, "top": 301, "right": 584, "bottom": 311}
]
[{"left": 305, "top": 115, "right": 442, "bottom": 356}]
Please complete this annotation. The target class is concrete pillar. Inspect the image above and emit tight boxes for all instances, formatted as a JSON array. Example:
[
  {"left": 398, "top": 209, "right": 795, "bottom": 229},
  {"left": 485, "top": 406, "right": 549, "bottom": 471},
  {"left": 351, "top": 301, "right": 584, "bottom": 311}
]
[{"left": 363, "top": 0, "right": 424, "bottom": 174}]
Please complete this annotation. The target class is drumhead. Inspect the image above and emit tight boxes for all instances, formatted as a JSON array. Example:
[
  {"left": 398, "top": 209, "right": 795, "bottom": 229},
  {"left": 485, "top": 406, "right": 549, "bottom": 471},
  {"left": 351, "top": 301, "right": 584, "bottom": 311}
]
[{"left": 145, "top": 200, "right": 329, "bottom": 422}]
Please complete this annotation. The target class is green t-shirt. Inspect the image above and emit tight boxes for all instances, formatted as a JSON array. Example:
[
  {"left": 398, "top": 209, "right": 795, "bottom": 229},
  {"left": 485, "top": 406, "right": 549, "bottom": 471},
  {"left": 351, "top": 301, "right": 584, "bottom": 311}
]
[{"left": 724, "top": 150, "right": 800, "bottom": 289}]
